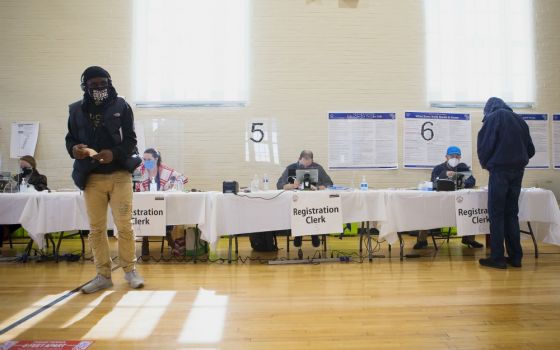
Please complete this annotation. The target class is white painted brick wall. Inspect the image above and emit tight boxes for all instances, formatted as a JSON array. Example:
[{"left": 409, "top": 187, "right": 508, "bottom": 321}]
[{"left": 1, "top": 0, "right": 559, "bottom": 195}]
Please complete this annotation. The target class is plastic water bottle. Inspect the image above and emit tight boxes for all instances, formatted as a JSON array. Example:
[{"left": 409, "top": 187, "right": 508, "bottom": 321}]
[
  {"left": 20, "top": 178, "right": 28, "bottom": 193},
  {"left": 360, "top": 175, "right": 368, "bottom": 191},
  {"left": 149, "top": 177, "right": 157, "bottom": 192},
  {"left": 262, "top": 174, "right": 269, "bottom": 191},
  {"left": 251, "top": 174, "right": 260, "bottom": 192}
]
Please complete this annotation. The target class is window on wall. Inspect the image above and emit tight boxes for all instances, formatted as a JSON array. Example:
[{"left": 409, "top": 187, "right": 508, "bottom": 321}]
[
  {"left": 133, "top": 0, "right": 249, "bottom": 107},
  {"left": 425, "top": 0, "right": 535, "bottom": 107}
]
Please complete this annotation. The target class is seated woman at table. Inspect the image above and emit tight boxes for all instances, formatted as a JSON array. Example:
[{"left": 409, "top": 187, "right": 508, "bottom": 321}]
[
  {"left": 1, "top": 156, "right": 48, "bottom": 245},
  {"left": 414, "top": 146, "right": 483, "bottom": 249},
  {"left": 135, "top": 148, "right": 188, "bottom": 192},
  {"left": 136, "top": 148, "right": 189, "bottom": 256},
  {"left": 13, "top": 155, "right": 49, "bottom": 192}
]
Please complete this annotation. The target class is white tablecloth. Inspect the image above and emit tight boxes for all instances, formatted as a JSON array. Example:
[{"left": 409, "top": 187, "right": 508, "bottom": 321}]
[
  {"left": 2, "top": 188, "right": 559, "bottom": 249},
  {"left": 0, "top": 193, "right": 33, "bottom": 225},
  {"left": 204, "top": 190, "right": 387, "bottom": 244},
  {"left": 377, "top": 188, "right": 560, "bottom": 245},
  {"left": 0, "top": 191, "right": 207, "bottom": 248}
]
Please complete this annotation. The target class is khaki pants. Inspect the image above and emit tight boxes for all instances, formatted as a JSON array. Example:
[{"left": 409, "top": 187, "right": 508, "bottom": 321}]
[{"left": 84, "top": 170, "right": 136, "bottom": 278}]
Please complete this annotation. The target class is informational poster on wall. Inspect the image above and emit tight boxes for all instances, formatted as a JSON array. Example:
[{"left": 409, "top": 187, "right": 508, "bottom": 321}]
[
  {"left": 9, "top": 122, "right": 39, "bottom": 158},
  {"left": 290, "top": 192, "right": 342, "bottom": 237},
  {"left": 404, "top": 112, "right": 472, "bottom": 169},
  {"left": 328, "top": 112, "right": 397, "bottom": 169},
  {"left": 131, "top": 193, "right": 166, "bottom": 236},
  {"left": 135, "top": 121, "right": 146, "bottom": 157},
  {"left": 519, "top": 114, "right": 549, "bottom": 169},
  {"left": 553, "top": 114, "right": 560, "bottom": 169},
  {"left": 455, "top": 191, "right": 490, "bottom": 236}
]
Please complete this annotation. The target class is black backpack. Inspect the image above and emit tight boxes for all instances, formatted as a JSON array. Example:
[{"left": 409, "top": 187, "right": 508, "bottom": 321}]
[{"left": 249, "top": 231, "right": 278, "bottom": 252}]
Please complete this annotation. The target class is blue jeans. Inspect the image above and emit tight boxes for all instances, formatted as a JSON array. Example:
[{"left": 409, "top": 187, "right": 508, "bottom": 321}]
[{"left": 488, "top": 169, "right": 524, "bottom": 262}]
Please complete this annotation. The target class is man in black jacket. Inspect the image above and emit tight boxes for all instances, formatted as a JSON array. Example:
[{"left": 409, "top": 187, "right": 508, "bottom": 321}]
[
  {"left": 477, "top": 97, "right": 535, "bottom": 269},
  {"left": 66, "top": 66, "right": 144, "bottom": 293}
]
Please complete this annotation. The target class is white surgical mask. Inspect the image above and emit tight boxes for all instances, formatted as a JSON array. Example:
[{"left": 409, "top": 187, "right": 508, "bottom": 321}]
[{"left": 447, "top": 158, "right": 460, "bottom": 168}]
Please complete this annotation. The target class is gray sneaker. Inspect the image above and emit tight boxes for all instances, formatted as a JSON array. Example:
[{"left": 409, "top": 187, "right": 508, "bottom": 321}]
[
  {"left": 81, "top": 274, "right": 113, "bottom": 294},
  {"left": 124, "top": 270, "right": 144, "bottom": 289}
]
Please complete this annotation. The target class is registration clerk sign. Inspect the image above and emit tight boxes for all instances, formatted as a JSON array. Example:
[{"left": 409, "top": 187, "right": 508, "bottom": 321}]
[{"left": 290, "top": 192, "right": 343, "bottom": 237}]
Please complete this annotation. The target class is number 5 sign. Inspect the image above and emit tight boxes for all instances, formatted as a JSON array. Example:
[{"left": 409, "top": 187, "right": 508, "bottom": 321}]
[
  {"left": 403, "top": 112, "right": 472, "bottom": 169},
  {"left": 249, "top": 122, "right": 265, "bottom": 143}
]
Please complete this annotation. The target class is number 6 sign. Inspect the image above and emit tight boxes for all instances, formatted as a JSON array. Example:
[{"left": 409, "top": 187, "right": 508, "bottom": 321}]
[{"left": 404, "top": 112, "right": 472, "bottom": 169}]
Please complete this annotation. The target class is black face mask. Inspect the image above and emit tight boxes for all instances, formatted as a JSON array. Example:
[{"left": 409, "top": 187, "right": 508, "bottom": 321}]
[{"left": 21, "top": 167, "right": 32, "bottom": 176}]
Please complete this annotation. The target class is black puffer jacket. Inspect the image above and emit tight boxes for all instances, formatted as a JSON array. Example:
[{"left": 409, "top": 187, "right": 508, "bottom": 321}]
[{"left": 477, "top": 97, "right": 535, "bottom": 170}]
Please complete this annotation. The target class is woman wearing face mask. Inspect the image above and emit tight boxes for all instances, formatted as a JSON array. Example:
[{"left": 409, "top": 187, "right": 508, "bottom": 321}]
[
  {"left": 414, "top": 146, "right": 483, "bottom": 249},
  {"left": 135, "top": 148, "right": 189, "bottom": 257},
  {"left": 13, "top": 155, "right": 48, "bottom": 191},
  {"left": 135, "top": 148, "right": 188, "bottom": 192},
  {"left": 2, "top": 155, "right": 48, "bottom": 244}
]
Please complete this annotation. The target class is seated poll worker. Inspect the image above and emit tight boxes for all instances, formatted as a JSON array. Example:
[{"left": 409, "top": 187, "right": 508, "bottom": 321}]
[
  {"left": 414, "top": 146, "right": 483, "bottom": 249},
  {"left": 13, "top": 155, "right": 49, "bottom": 191},
  {"left": 276, "top": 150, "right": 334, "bottom": 247},
  {"left": 136, "top": 148, "right": 189, "bottom": 257},
  {"left": 136, "top": 148, "right": 188, "bottom": 192},
  {"left": 1, "top": 156, "right": 49, "bottom": 243}
]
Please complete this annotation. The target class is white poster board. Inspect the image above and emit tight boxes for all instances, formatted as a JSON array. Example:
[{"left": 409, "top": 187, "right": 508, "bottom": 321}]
[
  {"left": 290, "top": 192, "right": 342, "bottom": 237},
  {"left": 135, "top": 121, "right": 146, "bottom": 156},
  {"left": 131, "top": 193, "right": 166, "bottom": 236},
  {"left": 455, "top": 191, "right": 490, "bottom": 236},
  {"left": 328, "top": 112, "right": 398, "bottom": 169},
  {"left": 10, "top": 122, "right": 39, "bottom": 158},
  {"left": 553, "top": 114, "right": 560, "bottom": 169},
  {"left": 519, "top": 114, "right": 549, "bottom": 169},
  {"left": 404, "top": 112, "right": 471, "bottom": 169}
]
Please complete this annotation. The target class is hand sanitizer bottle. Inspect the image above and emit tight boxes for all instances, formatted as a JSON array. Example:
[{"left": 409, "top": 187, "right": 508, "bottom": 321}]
[
  {"left": 20, "top": 178, "right": 28, "bottom": 193},
  {"left": 251, "top": 174, "right": 260, "bottom": 192},
  {"left": 149, "top": 177, "right": 157, "bottom": 192}
]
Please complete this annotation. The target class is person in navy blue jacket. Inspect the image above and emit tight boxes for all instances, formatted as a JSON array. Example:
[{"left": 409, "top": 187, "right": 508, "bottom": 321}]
[
  {"left": 477, "top": 97, "right": 535, "bottom": 269},
  {"left": 414, "top": 146, "right": 483, "bottom": 249}
]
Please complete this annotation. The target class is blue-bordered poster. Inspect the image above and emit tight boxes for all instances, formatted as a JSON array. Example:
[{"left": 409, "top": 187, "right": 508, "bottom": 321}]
[
  {"left": 404, "top": 112, "right": 471, "bottom": 169},
  {"left": 519, "top": 114, "right": 549, "bottom": 169},
  {"left": 553, "top": 114, "right": 560, "bottom": 169},
  {"left": 328, "top": 112, "right": 397, "bottom": 169}
]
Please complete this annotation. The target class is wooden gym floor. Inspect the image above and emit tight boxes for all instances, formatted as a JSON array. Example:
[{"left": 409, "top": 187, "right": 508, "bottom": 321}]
[{"left": 1, "top": 235, "right": 560, "bottom": 349}]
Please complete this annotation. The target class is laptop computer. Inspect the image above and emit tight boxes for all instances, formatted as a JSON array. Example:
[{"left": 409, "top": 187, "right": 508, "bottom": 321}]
[{"left": 295, "top": 168, "right": 319, "bottom": 184}]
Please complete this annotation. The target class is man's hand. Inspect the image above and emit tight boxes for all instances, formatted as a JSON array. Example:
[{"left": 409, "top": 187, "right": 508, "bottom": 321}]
[
  {"left": 92, "top": 149, "right": 114, "bottom": 164},
  {"left": 72, "top": 144, "right": 89, "bottom": 160},
  {"left": 446, "top": 171, "right": 456, "bottom": 177},
  {"left": 284, "top": 179, "right": 300, "bottom": 190}
]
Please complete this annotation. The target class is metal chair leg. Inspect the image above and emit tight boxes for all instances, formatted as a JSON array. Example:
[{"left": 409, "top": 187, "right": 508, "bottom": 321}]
[
  {"left": 430, "top": 232, "right": 439, "bottom": 251},
  {"left": 56, "top": 232, "right": 64, "bottom": 262},
  {"left": 228, "top": 235, "right": 233, "bottom": 264},
  {"left": 527, "top": 222, "right": 539, "bottom": 258},
  {"left": 397, "top": 232, "right": 404, "bottom": 261},
  {"left": 358, "top": 222, "right": 365, "bottom": 254},
  {"left": 21, "top": 239, "right": 34, "bottom": 263}
]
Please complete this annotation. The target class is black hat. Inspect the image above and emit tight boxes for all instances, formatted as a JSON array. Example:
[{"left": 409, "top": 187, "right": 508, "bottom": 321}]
[{"left": 81, "top": 66, "right": 111, "bottom": 84}]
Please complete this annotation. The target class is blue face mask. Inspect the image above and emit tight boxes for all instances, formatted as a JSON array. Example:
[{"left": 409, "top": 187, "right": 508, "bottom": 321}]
[{"left": 144, "top": 159, "right": 156, "bottom": 170}]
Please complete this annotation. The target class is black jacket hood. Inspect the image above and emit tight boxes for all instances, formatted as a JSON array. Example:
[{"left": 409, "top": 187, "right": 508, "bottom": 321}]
[{"left": 483, "top": 97, "right": 512, "bottom": 120}]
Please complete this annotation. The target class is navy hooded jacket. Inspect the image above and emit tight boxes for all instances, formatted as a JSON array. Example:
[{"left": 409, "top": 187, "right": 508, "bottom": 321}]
[{"left": 477, "top": 97, "right": 535, "bottom": 171}]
